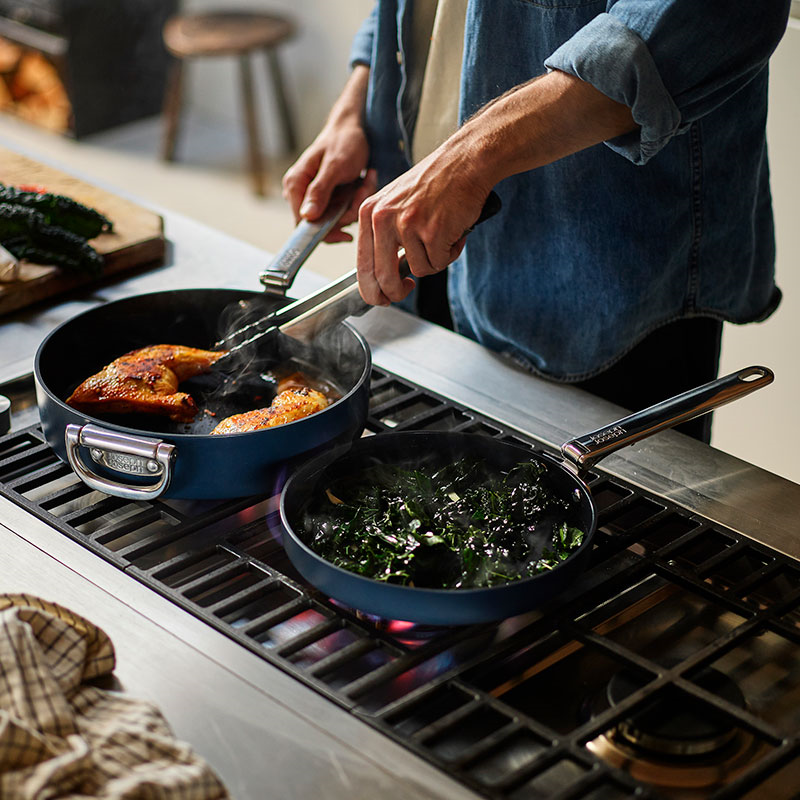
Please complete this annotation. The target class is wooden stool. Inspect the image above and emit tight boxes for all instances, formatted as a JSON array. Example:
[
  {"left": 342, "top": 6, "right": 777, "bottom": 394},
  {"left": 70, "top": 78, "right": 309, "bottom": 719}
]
[{"left": 161, "top": 10, "right": 298, "bottom": 196}]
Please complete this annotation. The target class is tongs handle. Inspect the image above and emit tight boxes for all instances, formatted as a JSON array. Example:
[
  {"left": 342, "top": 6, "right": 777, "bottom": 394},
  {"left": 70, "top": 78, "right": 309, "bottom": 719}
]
[
  {"left": 259, "top": 180, "right": 362, "bottom": 296},
  {"left": 219, "top": 190, "right": 502, "bottom": 354},
  {"left": 277, "top": 190, "right": 503, "bottom": 343}
]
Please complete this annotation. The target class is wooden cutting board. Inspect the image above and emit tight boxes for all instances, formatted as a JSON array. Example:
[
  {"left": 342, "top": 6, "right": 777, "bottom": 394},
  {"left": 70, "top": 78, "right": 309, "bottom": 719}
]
[{"left": 0, "top": 147, "right": 165, "bottom": 316}]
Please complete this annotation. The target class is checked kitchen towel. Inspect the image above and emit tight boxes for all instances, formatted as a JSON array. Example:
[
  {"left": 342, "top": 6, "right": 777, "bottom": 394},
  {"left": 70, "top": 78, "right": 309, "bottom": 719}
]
[{"left": 0, "top": 594, "right": 228, "bottom": 799}]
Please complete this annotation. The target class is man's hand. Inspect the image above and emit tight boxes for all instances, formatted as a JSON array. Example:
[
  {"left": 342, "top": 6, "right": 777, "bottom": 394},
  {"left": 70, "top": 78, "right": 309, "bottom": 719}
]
[
  {"left": 356, "top": 153, "right": 492, "bottom": 306},
  {"left": 355, "top": 69, "right": 636, "bottom": 305},
  {"left": 282, "top": 65, "right": 376, "bottom": 243}
]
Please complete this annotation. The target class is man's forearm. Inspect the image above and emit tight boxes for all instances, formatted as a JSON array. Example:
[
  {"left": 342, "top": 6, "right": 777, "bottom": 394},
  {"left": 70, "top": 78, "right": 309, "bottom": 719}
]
[
  {"left": 446, "top": 70, "right": 637, "bottom": 188},
  {"left": 325, "top": 64, "right": 370, "bottom": 130}
]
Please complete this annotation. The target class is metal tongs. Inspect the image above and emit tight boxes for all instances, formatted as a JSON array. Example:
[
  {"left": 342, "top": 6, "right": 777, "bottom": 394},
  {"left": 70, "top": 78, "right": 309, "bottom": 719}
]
[{"left": 215, "top": 188, "right": 501, "bottom": 359}]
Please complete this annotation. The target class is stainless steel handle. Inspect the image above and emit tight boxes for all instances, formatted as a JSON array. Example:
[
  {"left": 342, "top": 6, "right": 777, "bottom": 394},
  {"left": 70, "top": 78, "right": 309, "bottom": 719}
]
[
  {"left": 561, "top": 365, "right": 774, "bottom": 471},
  {"left": 65, "top": 423, "right": 176, "bottom": 500},
  {"left": 221, "top": 190, "right": 503, "bottom": 350},
  {"left": 278, "top": 266, "right": 384, "bottom": 343},
  {"left": 259, "top": 181, "right": 360, "bottom": 295},
  {"left": 278, "top": 190, "right": 503, "bottom": 343}
]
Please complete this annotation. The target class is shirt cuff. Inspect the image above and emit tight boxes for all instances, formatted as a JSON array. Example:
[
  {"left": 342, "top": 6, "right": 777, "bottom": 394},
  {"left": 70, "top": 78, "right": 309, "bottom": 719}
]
[
  {"left": 349, "top": 17, "right": 375, "bottom": 69},
  {"left": 544, "top": 13, "right": 682, "bottom": 165}
]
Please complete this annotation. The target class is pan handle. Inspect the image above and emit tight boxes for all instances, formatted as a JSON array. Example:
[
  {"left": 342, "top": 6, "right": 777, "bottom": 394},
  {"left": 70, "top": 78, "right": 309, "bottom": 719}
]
[
  {"left": 560, "top": 365, "right": 774, "bottom": 472},
  {"left": 65, "top": 423, "right": 176, "bottom": 500},
  {"left": 259, "top": 181, "right": 361, "bottom": 296}
]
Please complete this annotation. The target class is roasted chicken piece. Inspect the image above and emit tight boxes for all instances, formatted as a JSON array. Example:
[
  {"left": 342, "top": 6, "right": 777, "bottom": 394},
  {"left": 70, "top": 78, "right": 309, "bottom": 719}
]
[
  {"left": 275, "top": 371, "right": 317, "bottom": 394},
  {"left": 66, "top": 344, "right": 226, "bottom": 423},
  {"left": 211, "top": 386, "right": 329, "bottom": 435}
]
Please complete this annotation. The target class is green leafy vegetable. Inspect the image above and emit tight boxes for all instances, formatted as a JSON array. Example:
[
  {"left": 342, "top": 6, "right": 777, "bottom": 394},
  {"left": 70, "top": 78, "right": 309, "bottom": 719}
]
[
  {"left": 0, "top": 184, "right": 112, "bottom": 238},
  {"left": 301, "top": 457, "right": 586, "bottom": 590},
  {"left": 0, "top": 185, "right": 112, "bottom": 276}
]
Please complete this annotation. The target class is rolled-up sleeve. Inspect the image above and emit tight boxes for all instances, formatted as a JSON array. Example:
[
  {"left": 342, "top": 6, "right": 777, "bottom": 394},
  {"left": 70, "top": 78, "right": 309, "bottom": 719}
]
[
  {"left": 349, "top": 5, "right": 378, "bottom": 68},
  {"left": 544, "top": 0, "right": 790, "bottom": 164}
]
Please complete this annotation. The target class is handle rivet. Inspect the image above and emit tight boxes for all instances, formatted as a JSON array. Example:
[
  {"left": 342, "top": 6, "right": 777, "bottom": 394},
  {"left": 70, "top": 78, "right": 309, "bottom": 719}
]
[
  {"left": 90, "top": 448, "right": 103, "bottom": 460},
  {"left": 146, "top": 460, "right": 160, "bottom": 473}
]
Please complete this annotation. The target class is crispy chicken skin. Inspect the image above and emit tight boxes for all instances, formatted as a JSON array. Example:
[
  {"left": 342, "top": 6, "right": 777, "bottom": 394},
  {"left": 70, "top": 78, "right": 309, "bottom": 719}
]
[
  {"left": 210, "top": 386, "right": 329, "bottom": 435},
  {"left": 66, "top": 344, "right": 226, "bottom": 423}
]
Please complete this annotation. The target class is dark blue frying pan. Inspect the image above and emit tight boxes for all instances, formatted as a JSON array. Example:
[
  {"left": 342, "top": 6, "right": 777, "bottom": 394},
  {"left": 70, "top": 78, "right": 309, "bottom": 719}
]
[
  {"left": 34, "top": 287, "right": 371, "bottom": 499},
  {"left": 280, "top": 367, "right": 773, "bottom": 625}
]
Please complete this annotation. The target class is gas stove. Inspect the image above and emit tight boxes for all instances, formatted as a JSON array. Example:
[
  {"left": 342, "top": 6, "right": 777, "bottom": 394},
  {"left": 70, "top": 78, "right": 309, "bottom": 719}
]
[
  {"left": 1, "top": 185, "right": 798, "bottom": 799},
  {"left": 2, "top": 356, "right": 799, "bottom": 799}
]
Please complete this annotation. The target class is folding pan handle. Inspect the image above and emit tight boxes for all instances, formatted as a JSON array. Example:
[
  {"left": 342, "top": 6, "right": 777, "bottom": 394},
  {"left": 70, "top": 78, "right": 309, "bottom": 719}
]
[
  {"left": 259, "top": 181, "right": 362, "bottom": 296},
  {"left": 560, "top": 365, "right": 774, "bottom": 472},
  {"left": 65, "top": 423, "right": 176, "bottom": 500}
]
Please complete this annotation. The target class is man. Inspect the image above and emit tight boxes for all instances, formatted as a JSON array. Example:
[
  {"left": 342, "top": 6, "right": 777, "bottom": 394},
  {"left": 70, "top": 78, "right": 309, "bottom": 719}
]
[{"left": 282, "top": 1, "right": 790, "bottom": 441}]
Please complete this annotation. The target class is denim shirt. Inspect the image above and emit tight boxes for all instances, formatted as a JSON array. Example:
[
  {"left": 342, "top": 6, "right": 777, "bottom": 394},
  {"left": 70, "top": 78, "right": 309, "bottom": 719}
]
[{"left": 350, "top": 0, "right": 789, "bottom": 381}]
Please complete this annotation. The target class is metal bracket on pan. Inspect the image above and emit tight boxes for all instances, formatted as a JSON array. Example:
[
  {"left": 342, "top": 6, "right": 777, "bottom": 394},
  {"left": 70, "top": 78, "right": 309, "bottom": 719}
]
[{"left": 65, "top": 423, "right": 176, "bottom": 500}]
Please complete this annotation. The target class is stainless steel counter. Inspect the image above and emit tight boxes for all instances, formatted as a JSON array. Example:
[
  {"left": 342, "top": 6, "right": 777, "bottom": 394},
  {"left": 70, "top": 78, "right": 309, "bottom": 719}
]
[{"left": 1, "top": 155, "right": 798, "bottom": 799}]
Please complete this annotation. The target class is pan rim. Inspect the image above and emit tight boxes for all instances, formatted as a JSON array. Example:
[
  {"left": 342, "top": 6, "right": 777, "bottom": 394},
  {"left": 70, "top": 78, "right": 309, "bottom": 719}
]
[{"left": 279, "top": 431, "right": 598, "bottom": 601}]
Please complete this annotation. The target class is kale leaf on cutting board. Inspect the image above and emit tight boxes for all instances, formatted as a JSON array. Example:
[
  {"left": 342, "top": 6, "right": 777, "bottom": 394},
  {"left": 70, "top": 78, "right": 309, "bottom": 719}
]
[
  {"left": 302, "top": 457, "right": 586, "bottom": 589},
  {"left": 0, "top": 185, "right": 113, "bottom": 276}
]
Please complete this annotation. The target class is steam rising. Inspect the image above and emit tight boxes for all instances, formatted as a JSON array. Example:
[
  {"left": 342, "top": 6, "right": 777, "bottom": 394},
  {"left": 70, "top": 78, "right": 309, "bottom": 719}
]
[{"left": 176, "top": 296, "right": 368, "bottom": 434}]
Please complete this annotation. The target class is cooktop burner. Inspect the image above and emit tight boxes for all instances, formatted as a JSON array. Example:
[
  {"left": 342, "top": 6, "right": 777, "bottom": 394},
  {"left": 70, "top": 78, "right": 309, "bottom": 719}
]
[
  {"left": 583, "top": 664, "right": 770, "bottom": 797},
  {"left": 606, "top": 665, "right": 747, "bottom": 757},
  {"left": 2, "top": 367, "right": 799, "bottom": 799}
]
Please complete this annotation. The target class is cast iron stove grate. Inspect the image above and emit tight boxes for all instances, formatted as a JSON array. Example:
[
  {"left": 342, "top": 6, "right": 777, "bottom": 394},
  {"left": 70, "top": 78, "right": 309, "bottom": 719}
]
[{"left": 1, "top": 368, "right": 799, "bottom": 799}]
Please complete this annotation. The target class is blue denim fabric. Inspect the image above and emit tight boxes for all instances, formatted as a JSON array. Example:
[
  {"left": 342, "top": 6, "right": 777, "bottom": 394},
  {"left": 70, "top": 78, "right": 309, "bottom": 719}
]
[{"left": 349, "top": 0, "right": 788, "bottom": 381}]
